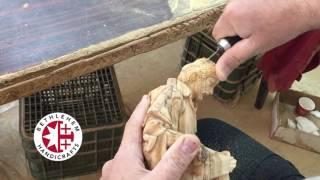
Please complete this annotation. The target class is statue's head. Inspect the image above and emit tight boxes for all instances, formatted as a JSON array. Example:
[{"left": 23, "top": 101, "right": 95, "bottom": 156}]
[{"left": 178, "top": 58, "right": 219, "bottom": 100}]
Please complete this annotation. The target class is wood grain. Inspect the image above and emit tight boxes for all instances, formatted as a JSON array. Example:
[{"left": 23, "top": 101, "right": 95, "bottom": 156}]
[
  {"left": 0, "top": 0, "right": 224, "bottom": 105},
  {"left": 0, "top": 0, "right": 172, "bottom": 75}
]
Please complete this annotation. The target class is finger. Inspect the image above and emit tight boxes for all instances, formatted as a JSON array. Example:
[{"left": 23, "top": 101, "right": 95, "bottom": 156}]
[
  {"left": 128, "top": 95, "right": 149, "bottom": 126},
  {"left": 119, "top": 95, "right": 149, "bottom": 155},
  {"left": 216, "top": 38, "right": 256, "bottom": 81},
  {"left": 212, "top": 14, "right": 236, "bottom": 40},
  {"left": 101, "top": 160, "right": 113, "bottom": 179},
  {"left": 151, "top": 135, "right": 200, "bottom": 180}
]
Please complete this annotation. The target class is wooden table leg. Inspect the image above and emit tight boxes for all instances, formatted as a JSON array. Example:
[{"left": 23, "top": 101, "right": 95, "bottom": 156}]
[{"left": 254, "top": 78, "right": 269, "bottom": 109}]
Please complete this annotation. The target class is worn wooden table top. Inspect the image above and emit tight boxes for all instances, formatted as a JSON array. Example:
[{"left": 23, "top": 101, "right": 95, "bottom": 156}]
[{"left": 0, "top": 0, "right": 225, "bottom": 105}]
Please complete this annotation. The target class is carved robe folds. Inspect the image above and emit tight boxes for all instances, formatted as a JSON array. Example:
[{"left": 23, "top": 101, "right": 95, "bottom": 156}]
[{"left": 142, "top": 58, "right": 236, "bottom": 180}]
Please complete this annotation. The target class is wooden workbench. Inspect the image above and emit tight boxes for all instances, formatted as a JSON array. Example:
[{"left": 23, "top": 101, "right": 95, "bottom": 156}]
[{"left": 0, "top": 0, "right": 226, "bottom": 105}]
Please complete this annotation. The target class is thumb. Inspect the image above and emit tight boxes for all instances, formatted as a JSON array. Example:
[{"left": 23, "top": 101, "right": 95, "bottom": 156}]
[
  {"left": 151, "top": 135, "right": 200, "bottom": 180},
  {"left": 216, "top": 38, "right": 257, "bottom": 81}
]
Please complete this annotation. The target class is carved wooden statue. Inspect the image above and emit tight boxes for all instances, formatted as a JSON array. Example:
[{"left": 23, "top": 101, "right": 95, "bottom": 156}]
[{"left": 142, "top": 58, "right": 237, "bottom": 180}]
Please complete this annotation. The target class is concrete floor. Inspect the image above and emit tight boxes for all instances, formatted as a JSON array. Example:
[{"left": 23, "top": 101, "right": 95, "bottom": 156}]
[{"left": 0, "top": 39, "right": 319, "bottom": 179}]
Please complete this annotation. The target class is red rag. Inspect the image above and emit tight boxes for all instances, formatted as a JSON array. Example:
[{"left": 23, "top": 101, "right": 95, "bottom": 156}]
[{"left": 257, "top": 30, "right": 320, "bottom": 92}]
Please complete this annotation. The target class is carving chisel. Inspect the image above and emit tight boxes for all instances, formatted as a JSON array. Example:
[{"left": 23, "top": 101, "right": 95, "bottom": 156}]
[{"left": 208, "top": 36, "right": 242, "bottom": 60}]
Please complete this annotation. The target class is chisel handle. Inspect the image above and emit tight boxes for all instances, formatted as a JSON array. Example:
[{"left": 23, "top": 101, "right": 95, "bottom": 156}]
[
  {"left": 208, "top": 36, "right": 242, "bottom": 60},
  {"left": 217, "top": 36, "right": 242, "bottom": 51},
  {"left": 224, "top": 36, "right": 242, "bottom": 47}
]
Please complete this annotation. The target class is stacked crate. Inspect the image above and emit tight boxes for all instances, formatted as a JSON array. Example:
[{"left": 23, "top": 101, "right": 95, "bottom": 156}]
[
  {"left": 19, "top": 66, "right": 127, "bottom": 179},
  {"left": 181, "top": 31, "right": 261, "bottom": 103}
]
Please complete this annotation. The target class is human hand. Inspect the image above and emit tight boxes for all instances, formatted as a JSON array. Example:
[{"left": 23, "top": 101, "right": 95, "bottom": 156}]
[
  {"left": 101, "top": 95, "right": 200, "bottom": 180},
  {"left": 212, "top": 0, "right": 319, "bottom": 81}
]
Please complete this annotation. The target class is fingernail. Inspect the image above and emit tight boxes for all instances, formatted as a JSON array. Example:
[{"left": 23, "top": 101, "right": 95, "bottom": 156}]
[
  {"left": 221, "top": 65, "right": 231, "bottom": 81},
  {"left": 181, "top": 138, "right": 198, "bottom": 154},
  {"left": 141, "top": 95, "right": 148, "bottom": 102}
]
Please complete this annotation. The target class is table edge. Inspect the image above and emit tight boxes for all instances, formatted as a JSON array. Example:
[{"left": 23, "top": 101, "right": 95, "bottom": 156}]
[{"left": 0, "top": 6, "right": 224, "bottom": 105}]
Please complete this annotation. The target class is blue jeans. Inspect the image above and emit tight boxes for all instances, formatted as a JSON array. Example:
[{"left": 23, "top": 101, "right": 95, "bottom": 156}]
[{"left": 196, "top": 118, "right": 304, "bottom": 180}]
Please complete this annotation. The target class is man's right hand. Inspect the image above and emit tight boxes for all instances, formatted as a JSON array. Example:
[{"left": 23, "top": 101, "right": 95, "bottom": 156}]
[{"left": 212, "top": 0, "right": 320, "bottom": 81}]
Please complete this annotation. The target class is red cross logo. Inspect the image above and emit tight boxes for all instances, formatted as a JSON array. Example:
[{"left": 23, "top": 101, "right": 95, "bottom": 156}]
[{"left": 42, "top": 121, "right": 75, "bottom": 153}]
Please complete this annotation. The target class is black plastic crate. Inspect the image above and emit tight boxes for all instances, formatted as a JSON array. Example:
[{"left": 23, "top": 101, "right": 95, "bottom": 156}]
[
  {"left": 19, "top": 66, "right": 127, "bottom": 179},
  {"left": 182, "top": 31, "right": 261, "bottom": 103},
  {"left": 214, "top": 69, "right": 261, "bottom": 102}
]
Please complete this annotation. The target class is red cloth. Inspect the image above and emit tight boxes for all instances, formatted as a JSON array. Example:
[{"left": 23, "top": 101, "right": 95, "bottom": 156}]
[{"left": 257, "top": 30, "right": 320, "bottom": 92}]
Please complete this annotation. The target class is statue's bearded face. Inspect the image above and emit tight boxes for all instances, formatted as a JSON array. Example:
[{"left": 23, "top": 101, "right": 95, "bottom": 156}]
[
  {"left": 193, "top": 76, "right": 217, "bottom": 100},
  {"left": 178, "top": 58, "right": 219, "bottom": 100}
]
